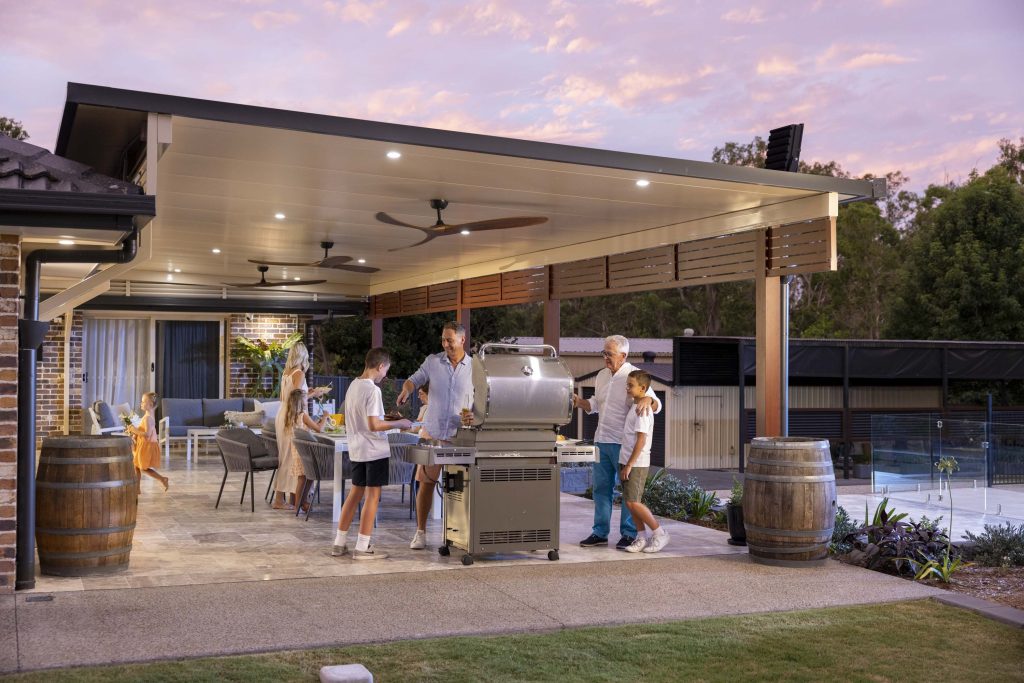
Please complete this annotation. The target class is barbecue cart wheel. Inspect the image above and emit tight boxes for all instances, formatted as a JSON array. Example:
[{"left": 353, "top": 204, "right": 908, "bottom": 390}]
[
  {"left": 548, "top": 550, "right": 559, "bottom": 561},
  {"left": 438, "top": 545, "right": 450, "bottom": 557},
  {"left": 461, "top": 554, "right": 474, "bottom": 566}
]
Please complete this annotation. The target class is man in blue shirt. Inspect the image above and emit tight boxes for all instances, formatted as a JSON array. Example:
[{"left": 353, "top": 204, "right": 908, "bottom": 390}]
[{"left": 397, "top": 321, "right": 473, "bottom": 550}]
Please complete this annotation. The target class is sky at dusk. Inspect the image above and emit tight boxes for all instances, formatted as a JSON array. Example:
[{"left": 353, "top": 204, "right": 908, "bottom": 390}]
[{"left": 2, "top": 0, "right": 1022, "bottom": 191}]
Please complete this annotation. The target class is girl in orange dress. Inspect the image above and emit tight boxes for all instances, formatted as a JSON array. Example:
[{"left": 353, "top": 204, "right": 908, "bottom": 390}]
[{"left": 128, "top": 391, "right": 168, "bottom": 493}]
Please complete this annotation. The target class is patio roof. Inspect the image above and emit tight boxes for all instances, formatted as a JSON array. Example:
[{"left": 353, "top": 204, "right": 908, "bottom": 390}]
[{"left": 49, "top": 83, "right": 880, "bottom": 306}]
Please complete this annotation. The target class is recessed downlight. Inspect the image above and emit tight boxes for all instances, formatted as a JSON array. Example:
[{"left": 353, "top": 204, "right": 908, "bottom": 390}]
[
  {"left": 58, "top": 239, "right": 75, "bottom": 245},
  {"left": 293, "top": 276, "right": 300, "bottom": 281},
  {"left": 386, "top": 150, "right": 402, "bottom": 159},
  {"left": 173, "top": 268, "right": 181, "bottom": 273},
  {"left": 274, "top": 212, "right": 286, "bottom": 220},
  {"left": 460, "top": 229, "right": 471, "bottom": 236},
  {"left": 211, "top": 248, "right": 221, "bottom": 254},
  {"left": 357, "top": 258, "right": 366, "bottom": 264},
  {"left": 635, "top": 179, "right": 650, "bottom": 188},
  {"left": 166, "top": 274, "right": 173, "bottom": 281}
]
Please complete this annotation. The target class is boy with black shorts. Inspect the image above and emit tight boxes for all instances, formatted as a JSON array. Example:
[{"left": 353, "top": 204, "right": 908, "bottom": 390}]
[
  {"left": 332, "top": 347, "right": 411, "bottom": 560},
  {"left": 620, "top": 370, "right": 669, "bottom": 554}
]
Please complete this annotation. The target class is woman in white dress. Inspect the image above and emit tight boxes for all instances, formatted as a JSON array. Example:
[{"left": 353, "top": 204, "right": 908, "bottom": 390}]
[{"left": 271, "top": 342, "right": 327, "bottom": 509}]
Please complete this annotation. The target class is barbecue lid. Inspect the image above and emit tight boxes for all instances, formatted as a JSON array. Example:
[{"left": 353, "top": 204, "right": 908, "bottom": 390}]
[{"left": 468, "top": 343, "right": 574, "bottom": 427}]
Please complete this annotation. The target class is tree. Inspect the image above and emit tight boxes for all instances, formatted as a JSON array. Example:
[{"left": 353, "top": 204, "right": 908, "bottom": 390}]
[
  {"left": 996, "top": 136, "right": 1024, "bottom": 184},
  {"left": 887, "top": 166, "right": 1024, "bottom": 340},
  {"left": 0, "top": 117, "right": 28, "bottom": 141},
  {"left": 790, "top": 202, "right": 902, "bottom": 339},
  {"left": 712, "top": 136, "right": 766, "bottom": 167}
]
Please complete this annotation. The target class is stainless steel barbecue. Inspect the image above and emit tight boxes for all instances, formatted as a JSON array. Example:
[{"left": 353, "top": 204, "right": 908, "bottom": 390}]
[{"left": 408, "top": 343, "right": 596, "bottom": 565}]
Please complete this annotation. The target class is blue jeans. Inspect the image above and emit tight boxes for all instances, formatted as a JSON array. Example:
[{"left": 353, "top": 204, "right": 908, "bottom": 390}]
[{"left": 591, "top": 442, "right": 636, "bottom": 539}]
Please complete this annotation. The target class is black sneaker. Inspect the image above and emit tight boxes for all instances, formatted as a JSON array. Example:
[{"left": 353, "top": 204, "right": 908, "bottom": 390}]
[
  {"left": 615, "top": 535, "right": 637, "bottom": 550},
  {"left": 579, "top": 534, "right": 608, "bottom": 547}
]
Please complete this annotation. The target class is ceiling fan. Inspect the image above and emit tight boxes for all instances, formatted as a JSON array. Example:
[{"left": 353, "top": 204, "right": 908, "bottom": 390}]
[
  {"left": 223, "top": 265, "right": 326, "bottom": 289},
  {"left": 375, "top": 199, "right": 548, "bottom": 251},
  {"left": 248, "top": 241, "right": 379, "bottom": 273}
]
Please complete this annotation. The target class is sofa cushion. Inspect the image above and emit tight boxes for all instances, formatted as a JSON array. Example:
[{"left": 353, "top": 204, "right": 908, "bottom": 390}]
[
  {"left": 203, "top": 398, "right": 244, "bottom": 427},
  {"left": 242, "top": 398, "right": 256, "bottom": 412},
  {"left": 168, "top": 426, "right": 190, "bottom": 437},
  {"left": 94, "top": 401, "right": 118, "bottom": 430},
  {"left": 162, "top": 399, "right": 204, "bottom": 428},
  {"left": 254, "top": 399, "right": 281, "bottom": 419},
  {"left": 224, "top": 410, "right": 265, "bottom": 427}
]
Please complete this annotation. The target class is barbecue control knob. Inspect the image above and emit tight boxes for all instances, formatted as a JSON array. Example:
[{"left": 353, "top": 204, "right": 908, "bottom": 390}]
[{"left": 521, "top": 365, "right": 534, "bottom": 376}]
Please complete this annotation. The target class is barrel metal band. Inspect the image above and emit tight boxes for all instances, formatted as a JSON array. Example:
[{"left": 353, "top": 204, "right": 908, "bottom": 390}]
[
  {"left": 37, "top": 546, "right": 132, "bottom": 560},
  {"left": 745, "top": 524, "right": 832, "bottom": 538},
  {"left": 39, "top": 456, "right": 131, "bottom": 465},
  {"left": 747, "top": 458, "right": 833, "bottom": 469},
  {"left": 750, "top": 440, "right": 829, "bottom": 450},
  {"left": 747, "top": 543, "right": 825, "bottom": 554},
  {"left": 744, "top": 473, "right": 835, "bottom": 483},
  {"left": 36, "top": 524, "right": 136, "bottom": 536},
  {"left": 36, "top": 480, "right": 136, "bottom": 489}
]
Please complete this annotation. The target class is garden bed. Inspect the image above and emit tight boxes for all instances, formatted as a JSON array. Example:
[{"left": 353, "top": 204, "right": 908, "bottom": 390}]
[{"left": 922, "top": 565, "right": 1024, "bottom": 610}]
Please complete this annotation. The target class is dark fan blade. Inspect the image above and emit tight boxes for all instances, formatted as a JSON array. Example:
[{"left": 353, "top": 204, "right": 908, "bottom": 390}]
[
  {"left": 247, "top": 258, "right": 321, "bottom": 267},
  {"left": 228, "top": 279, "right": 327, "bottom": 288},
  {"left": 318, "top": 255, "right": 353, "bottom": 267},
  {"left": 318, "top": 255, "right": 379, "bottom": 273},
  {"left": 375, "top": 212, "right": 432, "bottom": 230},
  {"left": 388, "top": 231, "right": 439, "bottom": 252},
  {"left": 447, "top": 216, "right": 548, "bottom": 233},
  {"left": 335, "top": 264, "right": 380, "bottom": 273}
]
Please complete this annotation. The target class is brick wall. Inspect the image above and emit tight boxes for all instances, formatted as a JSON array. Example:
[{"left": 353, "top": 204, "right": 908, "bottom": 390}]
[
  {"left": 36, "top": 311, "right": 84, "bottom": 443},
  {"left": 0, "top": 235, "right": 19, "bottom": 593},
  {"left": 228, "top": 314, "right": 307, "bottom": 398}
]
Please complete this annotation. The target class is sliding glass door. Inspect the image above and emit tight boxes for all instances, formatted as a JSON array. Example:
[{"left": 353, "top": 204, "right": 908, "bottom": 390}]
[{"left": 156, "top": 321, "right": 220, "bottom": 399}]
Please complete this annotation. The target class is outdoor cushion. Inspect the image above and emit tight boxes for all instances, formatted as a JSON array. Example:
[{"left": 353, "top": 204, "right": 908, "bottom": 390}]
[
  {"left": 261, "top": 419, "right": 276, "bottom": 434},
  {"left": 93, "top": 401, "right": 117, "bottom": 429},
  {"left": 293, "top": 428, "right": 317, "bottom": 443},
  {"left": 224, "top": 410, "right": 264, "bottom": 427},
  {"left": 203, "top": 398, "right": 245, "bottom": 426},
  {"left": 162, "top": 398, "right": 204, "bottom": 428},
  {"left": 167, "top": 426, "right": 190, "bottom": 437},
  {"left": 254, "top": 399, "right": 281, "bottom": 419},
  {"left": 241, "top": 398, "right": 256, "bottom": 412}
]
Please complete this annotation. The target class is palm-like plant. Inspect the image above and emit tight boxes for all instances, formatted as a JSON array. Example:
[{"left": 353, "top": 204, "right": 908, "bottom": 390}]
[{"left": 233, "top": 331, "right": 303, "bottom": 397}]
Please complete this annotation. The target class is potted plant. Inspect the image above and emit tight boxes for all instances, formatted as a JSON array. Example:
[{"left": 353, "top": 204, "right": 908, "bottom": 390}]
[
  {"left": 853, "top": 443, "right": 872, "bottom": 479},
  {"left": 726, "top": 476, "right": 746, "bottom": 546}
]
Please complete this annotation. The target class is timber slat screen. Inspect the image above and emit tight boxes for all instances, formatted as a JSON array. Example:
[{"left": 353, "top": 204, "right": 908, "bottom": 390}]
[
  {"left": 767, "top": 217, "right": 836, "bottom": 277},
  {"left": 500, "top": 267, "right": 547, "bottom": 304},
  {"left": 677, "top": 231, "right": 759, "bottom": 286},
  {"left": 608, "top": 245, "right": 676, "bottom": 292},
  {"left": 371, "top": 219, "right": 840, "bottom": 315},
  {"left": 551, "top": 257, "right": 607, "bottom": 299}
]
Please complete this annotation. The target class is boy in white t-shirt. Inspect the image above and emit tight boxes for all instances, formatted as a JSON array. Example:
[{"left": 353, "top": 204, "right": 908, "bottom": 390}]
[
  {"left": 332, "top": 347, "right": 412, "bottom": 560},
  {"left": 620, "top": 370, "right": 669, "bottom": 554}
]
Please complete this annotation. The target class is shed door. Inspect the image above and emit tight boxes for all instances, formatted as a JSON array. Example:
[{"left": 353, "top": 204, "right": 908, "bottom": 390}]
[{"left": 692, "top": 394, "right": 723, "bottom": 467}]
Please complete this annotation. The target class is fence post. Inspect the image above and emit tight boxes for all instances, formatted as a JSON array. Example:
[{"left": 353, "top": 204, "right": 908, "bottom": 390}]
[{"left": 986, "top": 393, "right": 994, "bottom": 487}]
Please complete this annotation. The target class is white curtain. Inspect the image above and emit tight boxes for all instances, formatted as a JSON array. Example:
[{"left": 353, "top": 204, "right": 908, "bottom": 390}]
[{"left": 82, "top": 319, "right": 151, "bottom": 414}]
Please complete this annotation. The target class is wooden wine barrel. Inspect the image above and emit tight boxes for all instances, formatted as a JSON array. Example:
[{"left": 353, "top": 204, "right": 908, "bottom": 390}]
[
  {"left": 743, "top": 437, "right": 836, "bottom": 567},
  {"left": 36, "top": 435, "right": 138, "bottom": 576}
]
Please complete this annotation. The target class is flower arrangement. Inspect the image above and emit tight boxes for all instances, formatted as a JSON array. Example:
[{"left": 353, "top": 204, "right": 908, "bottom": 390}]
[
  {"left": 120, "top": 411, "right": 140, "bottom": 430},
  {"left": 232, "top": 331, "right": 303, "bottom": 398}
]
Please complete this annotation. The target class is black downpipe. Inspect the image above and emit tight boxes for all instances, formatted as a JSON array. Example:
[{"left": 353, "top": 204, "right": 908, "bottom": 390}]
[{"left": 15, "top": 228, "right": 138, "bottom": 590}]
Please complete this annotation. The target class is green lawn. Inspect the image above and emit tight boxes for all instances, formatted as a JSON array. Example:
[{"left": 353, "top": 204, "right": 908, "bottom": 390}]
[{"left": 5, "top": 599, "right": 1023, "bottom": 682}]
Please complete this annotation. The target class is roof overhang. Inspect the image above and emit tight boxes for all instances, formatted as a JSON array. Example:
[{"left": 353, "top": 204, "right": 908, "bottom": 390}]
[{"left": 54, "top": 82, "right": 882, "bottom": 304}]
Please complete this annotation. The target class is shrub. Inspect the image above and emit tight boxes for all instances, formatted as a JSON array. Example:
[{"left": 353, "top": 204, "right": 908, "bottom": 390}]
[
  {"left": 642, "top": 470, "right": 688, "bottom": 518},
  {"left": 728, "top": 477, "right": 743, "bottom": 506},
  {"left": 843, "top": 498, "right": 959, "bottom": 576},
  {"left": 963, "top": 523, "right": 1024, "bottom": 567},
  {"left": 830, "top": 506, "right": 858, "bottom": 555}
]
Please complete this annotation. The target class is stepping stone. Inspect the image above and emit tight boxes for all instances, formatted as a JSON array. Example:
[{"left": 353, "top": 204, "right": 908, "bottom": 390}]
[{"left": 320, "top": 663, "right": 373, "bottom": 682}]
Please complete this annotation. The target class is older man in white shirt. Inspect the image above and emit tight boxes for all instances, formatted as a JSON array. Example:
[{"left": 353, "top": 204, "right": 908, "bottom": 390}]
[{"left": 572, "top": 335, "right": 661, "bottom": 550}]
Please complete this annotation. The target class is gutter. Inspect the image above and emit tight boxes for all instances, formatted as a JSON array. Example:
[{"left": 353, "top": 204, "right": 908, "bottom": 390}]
[{"left": 15, "top": 227, "right": 139, "bottom": 590}]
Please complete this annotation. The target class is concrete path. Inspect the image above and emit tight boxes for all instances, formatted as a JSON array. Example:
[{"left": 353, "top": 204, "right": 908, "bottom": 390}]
[{"left": 1, "top": 553, "right": 939, "bottom": 673}]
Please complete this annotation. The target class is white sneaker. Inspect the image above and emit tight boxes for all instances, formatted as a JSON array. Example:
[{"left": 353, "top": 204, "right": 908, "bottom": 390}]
[
  {"left": 410, "top": 530, "right": 426, "bottom": 550},
  {"left": 330, "top": 544, "right": 349, "bottom": 557},
  {"left": 353, "top": 546, "right": 389, "bottom": 560},
  {"left": 624, "top": 536, "right": 648, "bottom": 553},
  {"left": 643, "top": 530, "right": 670, "bottom": 553}
]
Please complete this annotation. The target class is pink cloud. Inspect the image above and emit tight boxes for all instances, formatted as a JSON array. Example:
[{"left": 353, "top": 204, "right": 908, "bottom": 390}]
[
  {"left": 721, "top": 7, "right": 766, "bottom": 24},
  {"left": 842, "top": 52, "right": 914, "bottom": 69},
  {"left": 250, "top": 10, "right": 300, "bottom": 30},
  {"left": 757, "top": 56, "right": 797, "bottom": 76}
]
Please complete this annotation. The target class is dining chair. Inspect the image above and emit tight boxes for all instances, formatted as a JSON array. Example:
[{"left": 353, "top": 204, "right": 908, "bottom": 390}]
[
  {"left": 214, "top": 428, "right": 278, "bottom": 512},
  {"left": 387, "top": 432, "right": 420, "bottom": 519},
  {"left": 293, "top": 431, "right": 348, "bottom": 521}
]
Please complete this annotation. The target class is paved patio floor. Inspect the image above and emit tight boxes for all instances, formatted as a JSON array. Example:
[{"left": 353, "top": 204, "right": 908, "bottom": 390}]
[{"left": 2, "top": 450, "right": 942, "bottom": 673}]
